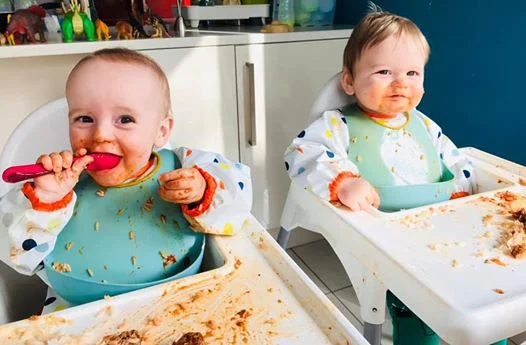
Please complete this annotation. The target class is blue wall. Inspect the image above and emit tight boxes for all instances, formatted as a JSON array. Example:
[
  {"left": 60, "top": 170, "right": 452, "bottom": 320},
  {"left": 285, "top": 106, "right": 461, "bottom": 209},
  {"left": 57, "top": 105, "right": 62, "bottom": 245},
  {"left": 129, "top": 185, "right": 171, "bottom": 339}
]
[{"left": 335, "top": 0, "right": 526, "bottom": 164}]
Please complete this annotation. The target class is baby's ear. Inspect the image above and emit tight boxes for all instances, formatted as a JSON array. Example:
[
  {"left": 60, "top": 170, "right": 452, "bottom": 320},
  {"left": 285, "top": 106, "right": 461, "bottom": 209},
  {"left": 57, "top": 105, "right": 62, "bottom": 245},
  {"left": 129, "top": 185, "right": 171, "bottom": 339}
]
[
  {"left": 340, "top": 69, "right": 355, "bottom": 96},
  {"left": 154, "top": 116, "right": 174, "bottom": 148}
]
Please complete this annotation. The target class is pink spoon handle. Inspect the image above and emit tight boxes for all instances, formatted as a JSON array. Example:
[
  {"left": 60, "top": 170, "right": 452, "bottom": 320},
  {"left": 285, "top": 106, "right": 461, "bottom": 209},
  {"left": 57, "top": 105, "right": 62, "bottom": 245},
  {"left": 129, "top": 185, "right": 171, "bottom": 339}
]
[{"left": 2, "top": 153, "right": 121, "bottom": 183}]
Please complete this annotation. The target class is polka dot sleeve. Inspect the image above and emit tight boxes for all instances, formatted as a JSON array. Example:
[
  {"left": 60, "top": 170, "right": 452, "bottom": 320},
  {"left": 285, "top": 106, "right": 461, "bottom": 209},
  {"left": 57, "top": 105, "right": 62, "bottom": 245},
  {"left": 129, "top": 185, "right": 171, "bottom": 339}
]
[
  {"left": 173, "top": 147, "right": 252, "bottom": 236},
  {"left": 0, "top": 186, "right": 76, "bottom": 275},
  {"left": 416, "top": 111, "right": 476, "bottom": 195},
  {"left": 283, "top": 110, "right": 359, "bottom": 201}
]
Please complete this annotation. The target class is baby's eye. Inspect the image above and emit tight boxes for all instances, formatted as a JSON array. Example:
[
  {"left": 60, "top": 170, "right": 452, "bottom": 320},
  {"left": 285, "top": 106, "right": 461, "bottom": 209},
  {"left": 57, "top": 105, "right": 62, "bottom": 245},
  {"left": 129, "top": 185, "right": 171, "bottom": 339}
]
[
  {"left": 407, "top": 71, "right": 420, "bottom": 77},
  {"left": 75, "top": 115, "right": 93, "bottom": 123},
  {"left": 118, "top": 115, "right": 135, "bottom": 124},
  {"left": 376, "top": 70, "right": 391, "bottom": 75}
]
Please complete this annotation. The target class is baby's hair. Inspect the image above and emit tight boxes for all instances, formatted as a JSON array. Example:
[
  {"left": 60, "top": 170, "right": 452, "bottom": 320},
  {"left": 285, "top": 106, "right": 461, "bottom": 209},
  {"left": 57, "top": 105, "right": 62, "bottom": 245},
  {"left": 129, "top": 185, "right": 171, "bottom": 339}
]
[
  {"left": 67, "top": 48, "right": 172, "bottom": 117},
  {"left": 343, "top": 12, "right": 430, "bottom": 75}
]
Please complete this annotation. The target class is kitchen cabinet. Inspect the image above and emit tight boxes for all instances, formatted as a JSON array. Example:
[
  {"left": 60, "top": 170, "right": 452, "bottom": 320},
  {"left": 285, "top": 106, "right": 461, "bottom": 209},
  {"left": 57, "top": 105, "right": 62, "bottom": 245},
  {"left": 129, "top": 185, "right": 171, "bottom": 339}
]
[{"left": 235, "top": 39, "right": 348, "bottom": 229}]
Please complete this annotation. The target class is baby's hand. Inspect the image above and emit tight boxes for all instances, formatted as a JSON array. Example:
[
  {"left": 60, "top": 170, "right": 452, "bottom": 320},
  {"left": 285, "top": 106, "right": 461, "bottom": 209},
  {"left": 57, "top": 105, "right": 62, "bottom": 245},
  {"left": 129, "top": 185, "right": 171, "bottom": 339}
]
[
  {"left": 158, "top": 168, "right": 206, "bottom": 204},
  {"left": 336, "top": 177, "right": 380, "bottom": 212},
  {"left": 34, "top": 149, "right": 93, "bottom": 203}
]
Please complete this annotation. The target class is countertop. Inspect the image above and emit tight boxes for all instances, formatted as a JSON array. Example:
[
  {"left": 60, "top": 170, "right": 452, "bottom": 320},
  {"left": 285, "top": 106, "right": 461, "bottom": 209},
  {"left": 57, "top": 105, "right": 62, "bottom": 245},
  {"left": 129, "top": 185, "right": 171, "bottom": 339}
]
[{"left": 0, "top": 25, "right": 352, "bottom": 59}]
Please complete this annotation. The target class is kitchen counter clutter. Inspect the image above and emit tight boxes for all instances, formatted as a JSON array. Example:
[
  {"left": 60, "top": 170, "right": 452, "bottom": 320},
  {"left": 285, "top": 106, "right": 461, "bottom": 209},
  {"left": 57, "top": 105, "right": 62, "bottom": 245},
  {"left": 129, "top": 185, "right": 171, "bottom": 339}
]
[{"left": 0, "top": 26, "right": 352, "bottom": 59}]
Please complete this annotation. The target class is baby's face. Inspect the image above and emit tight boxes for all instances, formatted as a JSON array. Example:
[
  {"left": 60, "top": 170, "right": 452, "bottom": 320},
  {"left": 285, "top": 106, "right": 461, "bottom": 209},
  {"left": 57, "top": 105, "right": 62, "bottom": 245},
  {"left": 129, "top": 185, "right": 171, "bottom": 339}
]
[
  {"left": 349, "top": 33, "right": 426, "bottom": 116},
  {"left": 66, "top": 59, "right": 171, "bottom": 186}
]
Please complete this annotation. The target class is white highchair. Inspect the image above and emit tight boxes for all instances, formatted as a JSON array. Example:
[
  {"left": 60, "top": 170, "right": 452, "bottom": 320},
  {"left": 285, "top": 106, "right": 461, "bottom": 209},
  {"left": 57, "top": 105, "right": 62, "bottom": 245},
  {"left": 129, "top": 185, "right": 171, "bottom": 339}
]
[
  {"left": 277, "top": 73, "right": 385, "bottom": 345},
  {"left": 0, "top": 98, "right": 70, "bottom": 324}
]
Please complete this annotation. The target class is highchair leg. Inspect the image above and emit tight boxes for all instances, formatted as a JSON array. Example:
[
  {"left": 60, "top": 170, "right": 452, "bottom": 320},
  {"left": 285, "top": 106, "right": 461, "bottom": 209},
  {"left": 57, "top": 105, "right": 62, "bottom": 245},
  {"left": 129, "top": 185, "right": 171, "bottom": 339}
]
[
  {"left": 363, "top": 323, "right": 382, "bottom": 345},
  {"left": 324, "top": 237, "right": 387, "bottom": 345},
  {"left": 277, "top": 227, "right": 291, "bottom": 248}
]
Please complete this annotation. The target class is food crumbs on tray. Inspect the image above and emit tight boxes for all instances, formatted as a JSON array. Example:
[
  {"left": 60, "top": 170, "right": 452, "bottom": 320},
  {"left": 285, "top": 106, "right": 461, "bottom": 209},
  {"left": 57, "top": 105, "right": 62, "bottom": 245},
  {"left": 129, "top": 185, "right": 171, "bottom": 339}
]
[
  {"left": 483, "top": 231, "right": 493, "bottom": 238},
  {"left": 451, "top": 260, "right": 460, "bottom": 268},
  {"left": 482, "top": 215, "right": 493, "bottom": 226},
  {"left": 428, "top": 243, "right": 440, "bottom": 251},
  {"left": 148, "top": 316, "right": 161, "bottom": 327},
  {"left": 117, "top": 208, "right": 125, "bottom": 216},
  {"left": 519, "top": 178, "right": 526, "bottom": 186},
  {"left": 234, "top": 257, "right": 242, "bottom": 269},
  {"left": 94, "top": 221, "right": 100, "bottom": 232},
  {"left": 98, "top": 329, "right": 142, "bottom": 345},
  {"left": 52, "top": 261, "right": 72, "bottom": 273},
  {"left": 131, "top": 256, "right": 137, "bottom": 266},
  {"left": 474, "top": 250, "right": 485, "bottom": 258},
  {"left": 96, "top": 189, "right": 106, "bottom": 197},
  {"left": 160, "top": 214, "right": 167, "bottom": 224},
  {"left": 87, "top": 268, "right": 94, "bottom": 277},
  {"left": 129, "top": 231, "right": 135, "bottom": 240},
  {"left": 173, "top": 332, "right": 205, "bottom": 345},
  {"left": 65, "top": 242, "right": 74, "bottom": 250},
  {"left": 484, "top": 257, "right": 507, "bottom": 267},
  {"left": 493, "top": 288, "right": 505, "bottom": 294}
]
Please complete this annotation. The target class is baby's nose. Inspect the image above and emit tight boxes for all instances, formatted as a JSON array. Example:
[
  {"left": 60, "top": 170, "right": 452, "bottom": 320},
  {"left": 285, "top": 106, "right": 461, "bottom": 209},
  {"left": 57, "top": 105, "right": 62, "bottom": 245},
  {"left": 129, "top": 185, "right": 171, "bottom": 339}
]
[
  {"left": 93, "top": 123, "right": 114, "bottom": 142},
  {"left": 392, "top": 76, "right": 408, "bottom": 88}
]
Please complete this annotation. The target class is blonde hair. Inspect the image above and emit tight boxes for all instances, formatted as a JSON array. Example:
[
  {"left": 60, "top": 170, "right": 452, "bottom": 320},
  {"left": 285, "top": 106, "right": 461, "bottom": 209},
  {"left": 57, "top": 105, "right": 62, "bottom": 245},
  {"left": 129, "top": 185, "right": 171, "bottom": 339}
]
[
  {"left": 343, "top": 12, "right": 430, "bottom": 75},
  {"left": 67, "top": 48, "right": 172, "bottom": 117}
]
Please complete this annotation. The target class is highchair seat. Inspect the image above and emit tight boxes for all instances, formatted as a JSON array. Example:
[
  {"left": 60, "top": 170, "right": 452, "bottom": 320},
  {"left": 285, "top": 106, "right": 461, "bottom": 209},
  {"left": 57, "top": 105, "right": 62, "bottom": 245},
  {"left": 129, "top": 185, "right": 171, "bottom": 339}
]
[{"left": 0, "top": 98, "right": 70, "bottom": 324}]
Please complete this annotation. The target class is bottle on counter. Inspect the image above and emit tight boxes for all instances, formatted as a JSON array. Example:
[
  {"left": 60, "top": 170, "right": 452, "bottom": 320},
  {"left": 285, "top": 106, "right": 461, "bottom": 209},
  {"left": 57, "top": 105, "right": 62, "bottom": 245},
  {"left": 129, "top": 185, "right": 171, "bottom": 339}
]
[{"left": 272, "top": 0, "right": 295, "bottom": 27}]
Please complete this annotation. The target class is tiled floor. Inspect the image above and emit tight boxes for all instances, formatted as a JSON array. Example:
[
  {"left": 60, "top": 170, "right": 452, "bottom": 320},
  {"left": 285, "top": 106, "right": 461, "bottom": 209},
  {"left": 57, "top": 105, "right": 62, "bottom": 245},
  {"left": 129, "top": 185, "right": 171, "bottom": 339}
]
[{"left": 287, "top": 238, "right": 523, "bottom": 345}]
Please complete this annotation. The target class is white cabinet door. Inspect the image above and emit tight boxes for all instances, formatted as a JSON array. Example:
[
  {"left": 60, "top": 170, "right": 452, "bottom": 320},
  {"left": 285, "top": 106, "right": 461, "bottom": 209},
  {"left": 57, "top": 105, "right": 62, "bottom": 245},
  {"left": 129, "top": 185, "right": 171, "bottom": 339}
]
[
  {"left": 135, "top": 47, "right": 240, "bottom": 160},
  {"left": 236, "top": 39, "right": 348, "bottom": 229}
]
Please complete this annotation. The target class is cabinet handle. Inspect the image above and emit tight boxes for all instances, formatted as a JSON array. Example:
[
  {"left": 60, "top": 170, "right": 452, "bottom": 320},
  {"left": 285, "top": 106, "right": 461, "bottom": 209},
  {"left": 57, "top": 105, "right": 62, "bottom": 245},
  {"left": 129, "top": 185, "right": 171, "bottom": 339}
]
[{"left": 246, "top": 62, "right": 257, "bottom": 147}]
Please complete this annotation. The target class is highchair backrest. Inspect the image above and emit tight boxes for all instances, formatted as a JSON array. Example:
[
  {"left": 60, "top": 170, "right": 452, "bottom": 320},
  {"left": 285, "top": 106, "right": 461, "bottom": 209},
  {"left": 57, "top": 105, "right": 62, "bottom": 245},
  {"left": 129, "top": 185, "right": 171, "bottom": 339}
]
[
  {"left": 0, "top": 98, "right": 69, "bottom": 324},
  {"left": 309, "top": 72, "right": 355, "bottom": 123},
  {"left": 0, "top": 98, "right": 70, "bottom": 198}
]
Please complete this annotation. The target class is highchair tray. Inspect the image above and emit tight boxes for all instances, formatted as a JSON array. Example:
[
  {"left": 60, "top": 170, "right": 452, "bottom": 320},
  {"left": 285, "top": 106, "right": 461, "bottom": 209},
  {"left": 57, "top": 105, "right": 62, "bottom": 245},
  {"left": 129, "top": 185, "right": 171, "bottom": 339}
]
[
  {"left": 0, "top": 215, "right": 368, "bottom": 345},
  {"left": 312, "top": 147, "right": 526, "bottom": 344}
]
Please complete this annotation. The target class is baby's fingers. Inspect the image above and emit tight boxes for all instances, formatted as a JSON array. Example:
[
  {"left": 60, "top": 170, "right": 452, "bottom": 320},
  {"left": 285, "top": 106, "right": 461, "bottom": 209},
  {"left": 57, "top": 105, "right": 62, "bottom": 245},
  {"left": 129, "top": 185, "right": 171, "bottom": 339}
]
[
  {"left": 368, "top": 189, "right": 380, "bottom": 209},
  {"left": 50, "top": 152, "right": 65, "bottom": 173},
  {"left": 163, "top": 179, "right": 192, "bottom": 190},
  {"left": 60, "top": 151, "right": 74, "bottom": 169},
  {"left": 71, "top": 155, "right": 94, "bottom": 174}
]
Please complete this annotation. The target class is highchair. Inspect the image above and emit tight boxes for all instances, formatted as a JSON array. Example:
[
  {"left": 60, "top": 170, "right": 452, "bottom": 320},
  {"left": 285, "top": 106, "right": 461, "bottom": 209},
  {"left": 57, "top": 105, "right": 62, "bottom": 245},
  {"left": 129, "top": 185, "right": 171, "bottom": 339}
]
[{"left": 277, "top": 73, "right": 526, "bottom": 345}]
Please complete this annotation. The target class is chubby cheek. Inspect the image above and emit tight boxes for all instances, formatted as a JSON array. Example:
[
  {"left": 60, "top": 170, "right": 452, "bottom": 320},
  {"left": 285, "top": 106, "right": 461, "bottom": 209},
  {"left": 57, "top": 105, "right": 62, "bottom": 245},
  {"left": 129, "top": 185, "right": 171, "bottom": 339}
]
[
  {"left": 357, "top": 83, "right": 385, "bottom": 110},
  {"left": 407, "top": 85, "right": 425, "bottom": 109}
]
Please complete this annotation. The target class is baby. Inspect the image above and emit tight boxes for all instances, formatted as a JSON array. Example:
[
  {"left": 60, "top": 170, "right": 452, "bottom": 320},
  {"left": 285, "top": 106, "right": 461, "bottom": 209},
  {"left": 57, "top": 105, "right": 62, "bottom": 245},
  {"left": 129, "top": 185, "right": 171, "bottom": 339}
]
[
  {"left": 0, "top": 48, "right": 252, "bottom": 312},
  {"left": 284, "top": 12, "right": 506, "bottom": 345}
]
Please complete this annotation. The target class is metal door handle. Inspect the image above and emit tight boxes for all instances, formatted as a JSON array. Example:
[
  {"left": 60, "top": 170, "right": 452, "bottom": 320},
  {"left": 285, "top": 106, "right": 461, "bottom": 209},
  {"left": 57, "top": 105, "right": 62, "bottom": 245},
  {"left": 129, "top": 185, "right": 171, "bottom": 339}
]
[{"left": 246, "top": 62, "right": 256, "bottom": 147}]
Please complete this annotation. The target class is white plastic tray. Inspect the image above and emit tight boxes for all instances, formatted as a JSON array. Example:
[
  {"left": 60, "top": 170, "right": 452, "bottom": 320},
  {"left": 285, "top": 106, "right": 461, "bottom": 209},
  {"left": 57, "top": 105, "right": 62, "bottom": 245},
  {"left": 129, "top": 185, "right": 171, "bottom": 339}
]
[
  {"left": 180, "top": 5, "right": 270, "bottom": 28},
  {"left": 0, "top": 216, "right": 368, "bottom": 345},
  {"left": 288, "top": 148, "right": 526, "bottom": 344}
]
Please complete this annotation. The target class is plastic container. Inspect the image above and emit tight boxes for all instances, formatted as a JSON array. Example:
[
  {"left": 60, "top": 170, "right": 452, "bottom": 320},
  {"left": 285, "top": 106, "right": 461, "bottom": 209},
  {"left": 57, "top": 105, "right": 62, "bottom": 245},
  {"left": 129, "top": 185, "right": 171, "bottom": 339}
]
[
  {"left": 272, "top": 0, "right": 294, "bottom": 27},
  {"left": 294, "top": 0, "right": 336, "bottom": 26}
]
